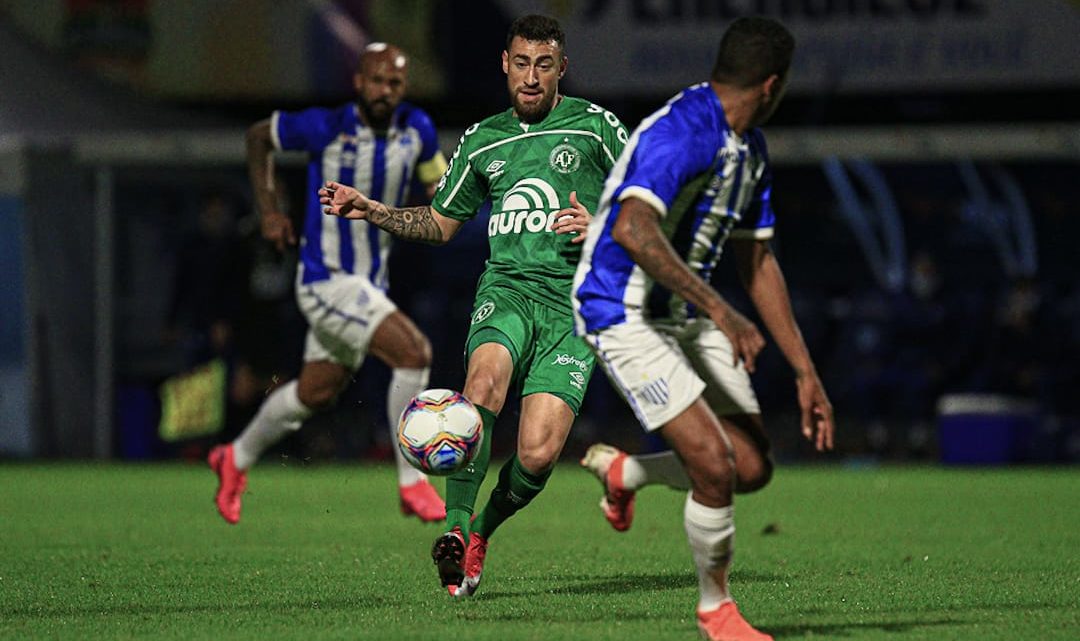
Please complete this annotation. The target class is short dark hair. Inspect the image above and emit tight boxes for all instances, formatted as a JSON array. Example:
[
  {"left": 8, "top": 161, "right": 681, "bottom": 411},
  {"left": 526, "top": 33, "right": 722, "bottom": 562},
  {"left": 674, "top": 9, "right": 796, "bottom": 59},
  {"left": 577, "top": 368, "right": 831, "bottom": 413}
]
[
  {"left": 711, "top": 16, "right": 795, "bottom": 87},
  {"left": 506, "top": 14, "right": 565, "bottom": 54}
]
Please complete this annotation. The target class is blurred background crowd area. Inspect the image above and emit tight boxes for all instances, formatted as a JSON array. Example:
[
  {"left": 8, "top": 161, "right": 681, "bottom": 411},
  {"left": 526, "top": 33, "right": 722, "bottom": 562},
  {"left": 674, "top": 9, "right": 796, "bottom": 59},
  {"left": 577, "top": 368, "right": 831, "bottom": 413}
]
[{"left": 1, "top": 0, "right": 1078, "bottom": 465}]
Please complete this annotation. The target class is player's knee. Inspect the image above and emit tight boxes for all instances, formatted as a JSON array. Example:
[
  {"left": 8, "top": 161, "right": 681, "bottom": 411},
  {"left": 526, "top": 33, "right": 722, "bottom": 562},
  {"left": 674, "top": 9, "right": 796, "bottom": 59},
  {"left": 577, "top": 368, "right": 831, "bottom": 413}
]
[
  {"left": 398, "top": 334, "right": 432, "bottom": 370},
  {"left": 736, "top": 457, "right": 773, "bottom": 494},
  {"left": 517, "top": 444, "right": 559, "bottom": 475},
  {"left": 297, "top": 381, "right": 340, "bottom": 412},
  {"left": 684, "top": 454, "right": 733, "bottom": 500},
  {"left": 463, "top": 372, "right": 506, "bottom": 411},
  {"left": 700, "top": 455, "right": 734, "bottom": 486}
]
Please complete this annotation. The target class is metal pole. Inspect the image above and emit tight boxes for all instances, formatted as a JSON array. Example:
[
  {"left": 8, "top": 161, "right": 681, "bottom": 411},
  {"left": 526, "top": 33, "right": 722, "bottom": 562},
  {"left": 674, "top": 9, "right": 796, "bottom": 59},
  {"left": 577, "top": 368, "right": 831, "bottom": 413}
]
[{"left": 93, "top": 166, "right": 114, "bottom": 459}]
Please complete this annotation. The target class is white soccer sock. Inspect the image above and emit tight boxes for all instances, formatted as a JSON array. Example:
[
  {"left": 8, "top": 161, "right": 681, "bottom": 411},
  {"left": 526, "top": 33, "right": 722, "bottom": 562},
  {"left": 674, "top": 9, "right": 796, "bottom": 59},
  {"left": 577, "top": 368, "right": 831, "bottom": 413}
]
[
  {"left": 387, "top": 367, "right": 430, "bottom": 487},
  {"left": 232, "top": 380, "right": 313, "bottom": 470},
  {"left": 684, "top": 494, "right": 735, "bottom": 612},
  {"left": 624, "top": 450, "right": 692, "bottom": 491}
]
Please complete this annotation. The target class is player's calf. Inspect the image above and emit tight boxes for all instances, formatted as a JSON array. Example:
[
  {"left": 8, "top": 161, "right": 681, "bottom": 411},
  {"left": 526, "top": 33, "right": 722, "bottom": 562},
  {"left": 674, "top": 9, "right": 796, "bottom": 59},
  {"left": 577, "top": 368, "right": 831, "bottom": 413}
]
[
  {"left": 295, "top": 362, "right": 349, "bottom": 411},
  {"left": 734, "top": 458, "right": 773, "bottom": 495}
]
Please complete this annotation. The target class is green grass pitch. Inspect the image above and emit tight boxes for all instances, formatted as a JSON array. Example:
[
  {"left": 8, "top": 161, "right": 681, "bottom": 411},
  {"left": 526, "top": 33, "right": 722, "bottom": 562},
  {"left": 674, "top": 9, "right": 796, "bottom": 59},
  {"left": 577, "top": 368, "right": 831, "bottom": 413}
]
[{"left": 1, "top": 462, "right": 1077, "bottom": 640}]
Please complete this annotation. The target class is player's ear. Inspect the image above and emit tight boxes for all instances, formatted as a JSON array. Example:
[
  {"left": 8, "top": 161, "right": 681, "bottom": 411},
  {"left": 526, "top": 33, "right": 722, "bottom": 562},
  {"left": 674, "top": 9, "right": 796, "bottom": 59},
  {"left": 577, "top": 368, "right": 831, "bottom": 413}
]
[
  {"left": 501, "top": 50, "right": 509, "bottom": 75},
  {"left": 761, "top": 73, "right": 780, "bottom": 100},
  {"left": 353, "top": 72, "right": 364, "bottom": 94},
  {"left": 558, "top": 55, "right": 568, "bottom": 79}
]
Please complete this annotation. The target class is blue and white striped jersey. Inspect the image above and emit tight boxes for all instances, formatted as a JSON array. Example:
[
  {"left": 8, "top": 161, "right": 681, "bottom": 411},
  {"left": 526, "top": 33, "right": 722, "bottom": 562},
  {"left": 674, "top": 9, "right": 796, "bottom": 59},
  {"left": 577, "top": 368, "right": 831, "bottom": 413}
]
[
  {"left": 272, "top": 101, "right": 443, "bottom": 287},
  {"left": 573, "top": 83, "right": 776, "bottom": 334}
]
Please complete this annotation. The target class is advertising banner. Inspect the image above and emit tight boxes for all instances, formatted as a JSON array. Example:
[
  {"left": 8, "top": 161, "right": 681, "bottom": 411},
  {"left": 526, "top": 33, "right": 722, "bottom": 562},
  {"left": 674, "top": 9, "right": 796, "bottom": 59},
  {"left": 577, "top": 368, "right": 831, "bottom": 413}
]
[{"left": 496, "top": 0, "right": 1080, "bottom": 95}]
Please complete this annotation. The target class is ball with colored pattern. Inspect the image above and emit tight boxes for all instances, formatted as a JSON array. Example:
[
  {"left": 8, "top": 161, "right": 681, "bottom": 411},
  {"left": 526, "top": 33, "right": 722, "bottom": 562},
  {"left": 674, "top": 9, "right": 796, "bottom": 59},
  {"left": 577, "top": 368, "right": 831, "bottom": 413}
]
[{"left": 397, "top": 389, "right": 483, "bottom": 475}]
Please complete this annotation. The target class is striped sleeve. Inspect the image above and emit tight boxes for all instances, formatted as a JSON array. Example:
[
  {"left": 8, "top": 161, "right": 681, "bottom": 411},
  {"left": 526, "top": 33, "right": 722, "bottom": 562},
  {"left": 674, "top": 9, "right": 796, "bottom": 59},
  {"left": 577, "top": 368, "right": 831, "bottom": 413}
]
[
  {"left": 613, "top": 104, "right": 715, "bottom": 218},
  {"left": 411, "top": 107, "right": 448, "bottom": 185},
  {"left": 272, "top": 107, "right": 337, "bottom": 153},
  {"left": 730, "top": 130, "right": 775, "bottom": 239}
]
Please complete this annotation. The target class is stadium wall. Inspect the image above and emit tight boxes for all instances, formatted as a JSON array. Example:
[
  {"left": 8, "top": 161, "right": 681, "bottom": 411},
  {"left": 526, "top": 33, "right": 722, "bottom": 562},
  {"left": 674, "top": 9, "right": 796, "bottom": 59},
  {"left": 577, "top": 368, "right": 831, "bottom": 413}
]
[{"left": 5, "top": 124, "right": 1078, "bottom": 460}]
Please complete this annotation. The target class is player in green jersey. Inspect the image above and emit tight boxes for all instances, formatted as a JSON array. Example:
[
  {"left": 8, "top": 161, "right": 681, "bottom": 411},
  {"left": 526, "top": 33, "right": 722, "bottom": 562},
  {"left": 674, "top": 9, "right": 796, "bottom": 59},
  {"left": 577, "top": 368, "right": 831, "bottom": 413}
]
[{"left": 319, "top": 14, "right": 627, "bottom": 598}]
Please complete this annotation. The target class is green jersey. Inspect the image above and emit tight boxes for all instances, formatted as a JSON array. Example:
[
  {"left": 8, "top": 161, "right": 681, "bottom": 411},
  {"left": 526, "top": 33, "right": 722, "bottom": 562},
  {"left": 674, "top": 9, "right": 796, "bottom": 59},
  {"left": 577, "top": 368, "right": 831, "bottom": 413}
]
[{"left": 432, "top": 96, "right": 628, "bottom": 312}]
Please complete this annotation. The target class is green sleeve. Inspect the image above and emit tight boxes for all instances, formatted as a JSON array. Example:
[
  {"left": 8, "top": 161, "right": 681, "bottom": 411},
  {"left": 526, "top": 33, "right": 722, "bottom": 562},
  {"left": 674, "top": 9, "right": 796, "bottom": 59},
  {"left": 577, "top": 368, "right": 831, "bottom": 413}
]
[
  {"left": 601, "top": 111, "right": 629, "bottom": 172},
  {"left": 431, "top": 123, "right": 487, "bottom": 221},
  {"left": 586, "top": 102, "right": 629, "bottom": 172}
]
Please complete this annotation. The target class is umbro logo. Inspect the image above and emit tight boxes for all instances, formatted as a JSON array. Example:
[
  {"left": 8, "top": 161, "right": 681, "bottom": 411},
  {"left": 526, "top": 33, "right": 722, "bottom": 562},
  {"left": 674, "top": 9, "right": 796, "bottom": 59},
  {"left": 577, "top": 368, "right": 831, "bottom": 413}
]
[{"left": 486, "top": 160, "right": 506, "bottom": 174}]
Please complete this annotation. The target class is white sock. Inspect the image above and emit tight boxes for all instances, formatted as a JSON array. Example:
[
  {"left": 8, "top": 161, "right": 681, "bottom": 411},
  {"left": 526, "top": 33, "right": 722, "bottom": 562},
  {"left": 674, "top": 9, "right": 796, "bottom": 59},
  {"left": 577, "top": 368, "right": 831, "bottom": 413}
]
[
  {"left": 232, "top": 380, "right": 313, "bottom": 470},
  {"left": 684, "top": 494, "right": 735, "bottom": 612},
  {"left": 387, "top": 367, "right": 430, "bottom": 487},
  {"left": 622, "top": 451, "right": 691, "bottom": 491}
]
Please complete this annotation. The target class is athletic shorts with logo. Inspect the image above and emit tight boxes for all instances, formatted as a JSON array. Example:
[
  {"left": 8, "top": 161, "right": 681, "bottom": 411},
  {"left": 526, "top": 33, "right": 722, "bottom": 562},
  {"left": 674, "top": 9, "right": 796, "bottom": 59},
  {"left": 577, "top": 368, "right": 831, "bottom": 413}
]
[
  {"left": 466, "top": 283, "right": 593, "bottom": 415},
  {"left": 583, "top": 317, "right": 760, "bottom": 431},
  {"left": 296, "top": 274, "right": 397, "bottom": 370}
]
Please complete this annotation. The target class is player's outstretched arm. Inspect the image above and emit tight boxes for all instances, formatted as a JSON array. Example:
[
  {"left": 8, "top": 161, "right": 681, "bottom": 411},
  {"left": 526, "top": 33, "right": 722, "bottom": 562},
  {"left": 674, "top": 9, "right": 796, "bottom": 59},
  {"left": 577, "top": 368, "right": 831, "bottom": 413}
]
[
  {"left": 319, "top": 181, "right": 462, "bottom": 245},
  {"left": 612, "top": 197, "right": 766, "bottom": 371},
  {"left": 733, "top": 238, "right": 834, "bottom": 451},
  {"left": 246, "top": 119, "right": 296, "bottom": 253}
]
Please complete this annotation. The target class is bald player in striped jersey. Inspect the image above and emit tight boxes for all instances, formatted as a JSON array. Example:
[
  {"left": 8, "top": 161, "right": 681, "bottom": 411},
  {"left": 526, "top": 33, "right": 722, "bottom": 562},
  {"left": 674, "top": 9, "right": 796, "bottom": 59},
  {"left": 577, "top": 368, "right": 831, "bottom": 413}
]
[
  {"left": 208, "top": 43, "right": 449, "bottom": 525},
  {"left": 572, "top": 17, "right": 833, "bottom": 641}
]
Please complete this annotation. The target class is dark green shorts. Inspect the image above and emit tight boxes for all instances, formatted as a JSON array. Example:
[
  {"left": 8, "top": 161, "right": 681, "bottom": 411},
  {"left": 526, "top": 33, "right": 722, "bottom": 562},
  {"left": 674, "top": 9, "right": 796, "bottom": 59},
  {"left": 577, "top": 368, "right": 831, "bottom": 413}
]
[{"left": 465, "top": 284, "right": 593, "bottom": 414}]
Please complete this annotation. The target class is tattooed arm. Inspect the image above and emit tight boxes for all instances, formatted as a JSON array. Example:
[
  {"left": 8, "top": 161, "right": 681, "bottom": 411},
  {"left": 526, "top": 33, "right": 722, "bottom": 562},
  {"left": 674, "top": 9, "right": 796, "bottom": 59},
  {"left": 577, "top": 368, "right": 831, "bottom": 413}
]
[
  {"left": 319, "top": 180, "right": 463, "bottom": 245},
  {"left": 611, "top": 196, "right": 766, "bottom": 372}
]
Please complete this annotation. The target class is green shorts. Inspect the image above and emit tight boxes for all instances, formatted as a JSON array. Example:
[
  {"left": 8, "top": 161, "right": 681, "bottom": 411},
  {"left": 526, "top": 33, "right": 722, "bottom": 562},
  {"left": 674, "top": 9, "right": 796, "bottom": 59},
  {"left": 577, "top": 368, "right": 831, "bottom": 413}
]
[{"left": 465, "top": 284, "right": 593, "bottom": 414}]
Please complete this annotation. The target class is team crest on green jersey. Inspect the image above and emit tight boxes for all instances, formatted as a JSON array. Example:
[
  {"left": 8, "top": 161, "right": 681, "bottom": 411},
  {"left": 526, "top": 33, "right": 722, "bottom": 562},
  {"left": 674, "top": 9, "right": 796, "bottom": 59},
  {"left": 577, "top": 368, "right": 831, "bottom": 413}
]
[
  {"left": 548, "top": 142, "right": 581, "bottom": 174},
  {"left": 472, "top": 300, "right": 495, "bottom": 324}
]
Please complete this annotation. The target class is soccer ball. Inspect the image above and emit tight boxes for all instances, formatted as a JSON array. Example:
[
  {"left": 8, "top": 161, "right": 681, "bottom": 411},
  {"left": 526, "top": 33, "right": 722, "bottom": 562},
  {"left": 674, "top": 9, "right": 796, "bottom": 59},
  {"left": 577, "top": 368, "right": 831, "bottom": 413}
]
[{"left": 397, "top": 389, "right": 483, "bottom": 476}]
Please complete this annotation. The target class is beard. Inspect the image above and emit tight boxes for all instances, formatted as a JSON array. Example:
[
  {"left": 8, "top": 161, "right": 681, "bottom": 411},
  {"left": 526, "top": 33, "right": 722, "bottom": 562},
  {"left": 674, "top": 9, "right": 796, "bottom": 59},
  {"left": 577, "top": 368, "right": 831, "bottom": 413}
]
[
  {"left": 359, "top": 98, "right": 394, "bottom": 129},
  {"left": 513, "top": 89, "right": 557, "bottom": 124}
]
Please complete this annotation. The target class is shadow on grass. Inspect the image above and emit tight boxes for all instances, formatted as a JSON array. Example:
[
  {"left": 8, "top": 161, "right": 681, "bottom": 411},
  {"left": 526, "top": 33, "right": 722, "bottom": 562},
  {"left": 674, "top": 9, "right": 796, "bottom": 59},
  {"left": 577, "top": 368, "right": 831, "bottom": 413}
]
[
  {"left": 767, "top": 615, "right": 962, "bottom": 637},
  {"left": 768, "top": 601, "right": 1072, "bottom": 638},
  {"left": 787, "top": 599, "right": 1070, "bottom": 619},
  {"left": 4, "top": 594, "right": 386, "bottom": 621},
  {"left": 482, "top": 568, "right": 782, "bottom": 601}
]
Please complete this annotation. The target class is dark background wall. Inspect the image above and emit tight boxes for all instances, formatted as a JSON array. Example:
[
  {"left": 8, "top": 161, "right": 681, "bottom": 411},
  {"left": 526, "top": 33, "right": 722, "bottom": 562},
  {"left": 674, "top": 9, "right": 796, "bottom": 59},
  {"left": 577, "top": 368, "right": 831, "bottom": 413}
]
[{"left": 1, "top": 0, "right": 1077, "bottom": 462}]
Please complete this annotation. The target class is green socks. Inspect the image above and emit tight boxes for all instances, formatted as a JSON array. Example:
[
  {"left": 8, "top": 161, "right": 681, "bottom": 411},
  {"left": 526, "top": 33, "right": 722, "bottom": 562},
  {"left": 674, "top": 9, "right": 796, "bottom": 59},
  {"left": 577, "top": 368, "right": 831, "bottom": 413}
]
[
  {"left": 473, "top": 454, "right": 551, "bottom": 539},
  {"left": 444, "top": 404, "right": 495, "bottom": 535},
  {"left": 443, "top": 405, "right": 553, "bottom": 541}
]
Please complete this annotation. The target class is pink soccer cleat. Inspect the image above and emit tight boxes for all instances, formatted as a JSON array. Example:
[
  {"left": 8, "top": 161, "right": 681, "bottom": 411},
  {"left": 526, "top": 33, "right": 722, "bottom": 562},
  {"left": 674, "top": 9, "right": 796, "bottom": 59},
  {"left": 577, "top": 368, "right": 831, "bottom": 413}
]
[
  {"left": 580, "top": 443, "right": 636, "bottom": 531},
  {"left": 697, "top": 601, "right": 773, "bottom": 641},
  {"left": 449, "top": 531, "right": 488, "bottom": 598},
  {"left": 208, "top": 444, "right": 247, "bottom": 525},
  {"left": 400, "top": 479, "right": 446, "bottom": 522}
]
